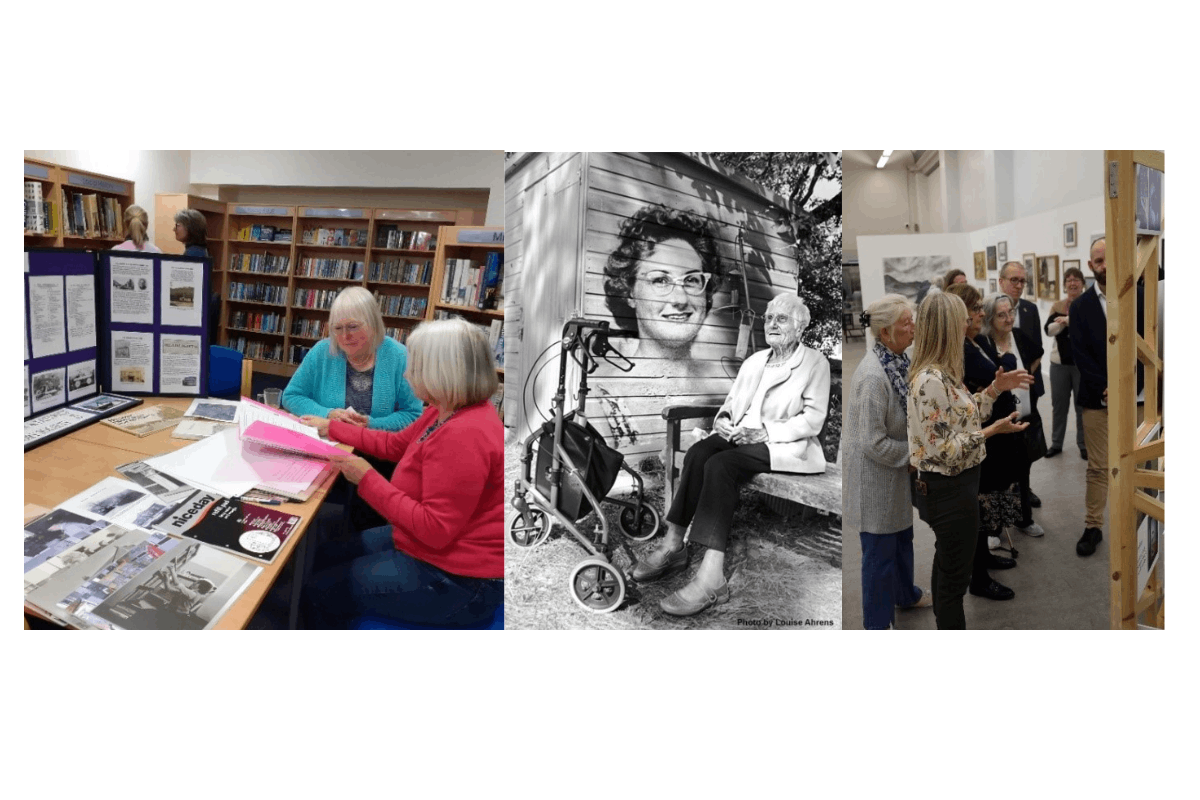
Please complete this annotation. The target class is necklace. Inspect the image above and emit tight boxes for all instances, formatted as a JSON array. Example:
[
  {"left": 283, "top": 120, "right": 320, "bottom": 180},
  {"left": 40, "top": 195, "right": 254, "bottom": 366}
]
[{"left": 417, "top": 410, "right": 454, "bottom": 443}]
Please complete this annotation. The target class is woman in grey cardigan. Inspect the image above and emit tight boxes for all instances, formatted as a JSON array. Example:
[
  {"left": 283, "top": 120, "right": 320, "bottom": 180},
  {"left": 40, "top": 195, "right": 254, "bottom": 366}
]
[{"left": 845, "top": 294, "right": 931, "bottom": 629}]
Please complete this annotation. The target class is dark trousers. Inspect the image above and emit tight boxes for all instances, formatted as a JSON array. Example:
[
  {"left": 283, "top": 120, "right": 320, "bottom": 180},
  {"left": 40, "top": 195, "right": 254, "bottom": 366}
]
[
  {"left": 1049, "top": 362, "right": 1085, "bottom": 452},
  {"left": 301, "top": 526, "right": 502, "bottom": 629},
  {"left": 859, "top": 527, "right": 922, "bottom": 630},
  {"left": 923, "top": 466, "right": 981, "bottom": 630},
  {"left": 1016, "top": 450, "right": 1034, "bottom": 527},
  {"left": 666, "top": 435, "right": 771, "bottom": 553}
]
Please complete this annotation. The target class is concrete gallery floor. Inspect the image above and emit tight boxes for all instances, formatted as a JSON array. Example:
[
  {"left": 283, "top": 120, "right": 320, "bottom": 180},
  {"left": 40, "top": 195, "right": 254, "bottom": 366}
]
[{"left": 841, "top": 336, "right": 1119, "bottom": 630}]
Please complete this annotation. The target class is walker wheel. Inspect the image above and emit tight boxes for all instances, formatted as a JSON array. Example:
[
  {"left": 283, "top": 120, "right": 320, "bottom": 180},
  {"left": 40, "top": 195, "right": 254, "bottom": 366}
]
[
  {"left": 618, "top": 502, "right": 660, "bottom": 542},
  {"left": 568, "top": 558, "right": 626, "bottom": 613},
  {"left": 508, "top": 508, "right": 552, "bottom": 548}
]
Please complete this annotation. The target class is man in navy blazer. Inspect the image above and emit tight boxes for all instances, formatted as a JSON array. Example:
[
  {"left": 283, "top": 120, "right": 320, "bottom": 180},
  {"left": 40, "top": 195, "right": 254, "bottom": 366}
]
[
  {"left": 1000, "top": 261, "right": 1045, "bottom": 507},
  {"left": 1069, "top": 238, "right": 1144, "bottom": 557}
]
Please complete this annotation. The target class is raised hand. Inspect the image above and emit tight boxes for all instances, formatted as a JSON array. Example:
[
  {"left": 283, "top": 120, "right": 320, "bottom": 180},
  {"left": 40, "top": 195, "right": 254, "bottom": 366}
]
[{"left": 994, "top": 366, "right": 1034, "bottom": 393}]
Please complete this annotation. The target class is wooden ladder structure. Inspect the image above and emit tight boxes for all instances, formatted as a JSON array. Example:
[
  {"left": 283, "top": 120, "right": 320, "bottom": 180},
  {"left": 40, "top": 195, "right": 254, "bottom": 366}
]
[{"left": 1105, "top": 150, "right": 1165, "bottom": 629}]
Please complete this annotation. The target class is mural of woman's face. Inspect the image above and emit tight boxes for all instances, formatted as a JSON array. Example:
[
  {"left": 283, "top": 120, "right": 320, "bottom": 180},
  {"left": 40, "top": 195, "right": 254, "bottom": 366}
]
[{"left": 630, "top": 238, "right": 709, "bottom": 346}]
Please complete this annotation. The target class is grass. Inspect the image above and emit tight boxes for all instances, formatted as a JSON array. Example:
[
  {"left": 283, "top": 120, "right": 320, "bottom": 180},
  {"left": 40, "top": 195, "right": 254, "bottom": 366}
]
[{"left": 503, "top": 440, "right": 842, "bottom": 630}]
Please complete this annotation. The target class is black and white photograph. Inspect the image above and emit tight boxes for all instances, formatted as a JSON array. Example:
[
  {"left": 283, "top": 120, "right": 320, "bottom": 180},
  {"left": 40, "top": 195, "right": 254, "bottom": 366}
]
[
  {"left": 997, "top": 241, "right": 1008, "bottom": 262},
  {"left": 66, "top": 359, "right": 97, "bottom": 402},
  {"left": 24, "top": 523, "right": 129, "bottom": 598},
  {"left": 72, "top": 393, "right": 139, "bottom": 414},
  {"left": 504, "top": 152, "right": 842, "bottom": 630},
  {"left": 883, "top": 255, "right": 952, "bottom": 304},
  {"left": 55, "top": 532, "right": 182, "bottom": 629},
  {"left": 24, "top": 509, "right": 107, "bottom": 572},
  {"left": 115, "top": 460, "right": 193, "bottom": 496},
  {"left": 1136, "top": 163, "right": 1164, "bottom": 234},
  {"left": 114, "top": 340, "right": 132, "bottom": 359},
  {"left": 24, "top": 524, "right": 139, "bottom": 622},
  {"left": 89, "top": 540, "right": 261, "bottom": 631},
  {"left": 30, "top": 366, "right": 66, "bottom": 413}
]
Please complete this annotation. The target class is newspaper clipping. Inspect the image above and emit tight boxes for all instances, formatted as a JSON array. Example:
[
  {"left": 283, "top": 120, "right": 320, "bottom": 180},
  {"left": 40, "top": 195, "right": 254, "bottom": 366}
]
[
  {"left": 29, "top": 275, "right": 66, "bottom": 358},
  {"left": 111, "top": 330, "right": 154, "bottom": 392},
  {"left": 109, "top": 255, "right": 154, "bottom": 325},
  {"left": 65, "top": 273, "right": 97, "bottom": 351},
  {"left": 159, "top": 334, "right": 202, "bottom": 393},
  {"left": 160, "top": 260, "right": 203, "bottom": 328}
]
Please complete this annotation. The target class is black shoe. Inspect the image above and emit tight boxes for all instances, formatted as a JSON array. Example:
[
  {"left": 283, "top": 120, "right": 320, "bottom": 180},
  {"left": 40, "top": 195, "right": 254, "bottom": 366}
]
[
  {"left": 1076, "top": 527, "right": 1103, "bottom": 557},
  {"left": 987, "top": 554, "right": 1017, "bottom": 570},
  {"left": 1080, "top": 448, "right": 1088, "bottom": 460},
  {"left": 969, "top": 580, "right": 1016, "bottom": 601},
  {"left": 1046, "top": 446, "right": 1062, "bottom": 458},
  {"left": 1029, "top": 491, "right": 1042, "bottom": 508}
]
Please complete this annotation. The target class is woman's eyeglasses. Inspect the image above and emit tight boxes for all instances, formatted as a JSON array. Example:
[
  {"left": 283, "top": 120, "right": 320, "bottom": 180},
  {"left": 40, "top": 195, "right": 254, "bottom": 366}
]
[
  {"left": 638, "top": 270, "right": 710, "bottom": 296},
  {"left": 332, "top": 322, "right": 364, "bottom": 336}
]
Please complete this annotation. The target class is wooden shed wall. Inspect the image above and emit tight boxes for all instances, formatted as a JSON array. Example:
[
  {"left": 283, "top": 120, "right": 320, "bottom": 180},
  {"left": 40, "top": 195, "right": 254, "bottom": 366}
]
[{"left": 506, "top": 152, "right": 802, "bottom": 461}]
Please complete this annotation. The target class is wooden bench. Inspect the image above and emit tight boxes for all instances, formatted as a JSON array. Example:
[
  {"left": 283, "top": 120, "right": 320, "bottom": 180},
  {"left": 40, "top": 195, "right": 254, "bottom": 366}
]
[{"left": 659, "top": 360, "right": 842, "bottom": 519}]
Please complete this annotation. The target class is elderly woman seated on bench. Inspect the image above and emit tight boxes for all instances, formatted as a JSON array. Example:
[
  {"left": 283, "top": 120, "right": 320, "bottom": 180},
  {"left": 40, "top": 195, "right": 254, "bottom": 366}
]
[{"left": 632, "top": 293, "right": 830, "bottom": 617}]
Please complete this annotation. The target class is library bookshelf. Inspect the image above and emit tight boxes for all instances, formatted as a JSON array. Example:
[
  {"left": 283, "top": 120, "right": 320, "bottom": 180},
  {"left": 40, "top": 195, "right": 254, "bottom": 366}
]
[
  {"left": 153, "top": 199, "right": 484, "bottom": 379},
  {"left": 428, "top": 226, "right": 505, "bottom": 381},
  {"left": 24, "top": 158, "right": 135, "bottom": 249}
]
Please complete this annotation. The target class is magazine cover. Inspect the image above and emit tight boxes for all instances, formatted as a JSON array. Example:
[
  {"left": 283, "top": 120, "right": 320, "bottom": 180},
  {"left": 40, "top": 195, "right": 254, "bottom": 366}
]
[
  {"left": 153, "top": 496, "right": 300, "bottom": 564},
  {"left": 56, "top": 476, "right": 214, "bottom": 532},
  {"left": 88, "top": 540, "right": 261, "bottom": 630},
  {"left": 54, "top": 532, "right": 181, "bottom": 629}
]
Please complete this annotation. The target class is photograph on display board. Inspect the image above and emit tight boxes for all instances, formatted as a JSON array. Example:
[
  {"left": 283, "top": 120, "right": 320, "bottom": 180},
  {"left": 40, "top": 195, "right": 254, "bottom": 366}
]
[
  {"left": 504, "top": 151, "right": 842, "bottom": 630},
  {"left": 973, "top": 251, "right": 986, "bottom": 280},
  {"left": 31, "top": 367, "right": 65, "bottom": 413},
  {"left": 66, "top": 359, "right": 97, "bottom": 402}
]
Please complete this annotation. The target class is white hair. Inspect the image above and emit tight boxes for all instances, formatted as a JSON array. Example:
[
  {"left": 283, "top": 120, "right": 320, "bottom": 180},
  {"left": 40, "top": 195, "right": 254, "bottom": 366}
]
[
  {"left": 406, "top": 318, "right": 499, "bottom": 410},
  {"left": 865, "top": 293, "right": 914, "bottom": 342},
  {"left": 327, "top": 286, "right": 385, "bottom": 357},
  {"left": 766, "top": 293, "right": 811, "bottom": 334}
]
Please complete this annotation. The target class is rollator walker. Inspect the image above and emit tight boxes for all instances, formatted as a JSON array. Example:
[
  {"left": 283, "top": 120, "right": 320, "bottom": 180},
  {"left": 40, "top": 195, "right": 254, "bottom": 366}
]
[{"left": 509, "top": 317, "right": 661, "bottom": 612}]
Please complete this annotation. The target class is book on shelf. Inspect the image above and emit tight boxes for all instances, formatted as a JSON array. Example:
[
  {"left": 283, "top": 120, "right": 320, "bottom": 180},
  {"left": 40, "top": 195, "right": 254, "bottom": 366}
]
[
  {"left": 369, "top": 258, "right": 433, "bottom": 285},
  {"left": 478, "top": 251, "right": 504, "bottom": 310},
  {"left": 297, "top": 256, "right": 365, "bottom": 280},
  {"left": 59, "top": 189, "right": 124, "bottom": 238},
  {"left": 229, "top": 252, "right": 290, "bottom": 274},
  {"left": 376, "top": 225, "right": 438, "bottom": 251}
]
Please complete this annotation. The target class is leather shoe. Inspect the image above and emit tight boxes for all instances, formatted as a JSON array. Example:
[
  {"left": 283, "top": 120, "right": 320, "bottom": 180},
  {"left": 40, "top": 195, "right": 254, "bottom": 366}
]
[
  {"left": 660, "top": 579, "right": 730, "bottom": 616},
  {"left": 1029, "top": 491, "right": 1042, "bottom": 508},
  {"left": 1076, "top": 527, "right": 1103, "bottom": 557},
  {"left": 630, "top": 543, "right": 688, "bottom": 582},
  {"left": 1045, "top": 446, "right": 1062, "bottom": 458},
  {"left": 1080, "top": 448, "right": 1088, "bottom": 460},
  {"left": 987, "top": 554, "right": 1017, "bottom": 570},
  {"left": 969, "top": 580, "right": 1015, "bottom": 601}
]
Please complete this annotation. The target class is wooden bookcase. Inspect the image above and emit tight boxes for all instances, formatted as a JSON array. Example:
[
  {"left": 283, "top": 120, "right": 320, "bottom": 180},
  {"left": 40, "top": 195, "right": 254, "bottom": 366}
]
[
  {"left": 179, "top": 203, "right": 479, "bottom": 379},
  {"left": 24, "top": 158, "right": 135, "bottom": 249},
  {"left": 429, "top": 226, "right": 505, "bottom": 380},
  {"left": 155, "top": 194, "right": 230, "bottom": 328}
]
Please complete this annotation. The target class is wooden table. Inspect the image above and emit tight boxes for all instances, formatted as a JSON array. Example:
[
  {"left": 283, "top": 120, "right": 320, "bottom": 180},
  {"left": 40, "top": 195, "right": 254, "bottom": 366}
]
[{"left": 24, "top": 397, "right": 341, "bottom": 630}]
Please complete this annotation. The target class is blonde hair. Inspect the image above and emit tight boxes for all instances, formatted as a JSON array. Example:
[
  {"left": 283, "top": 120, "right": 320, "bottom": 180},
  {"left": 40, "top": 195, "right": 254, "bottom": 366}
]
[
  {"left": 327, "top": 286, "right": 385, "bottom": 357},
  {"left": 406, "top": 318, "right": 499, "bottom": 410},
  {"left": 124, "top": 205, "right": 150, "bottom": 248},
  {"left": 865, "top": 293, "right": 914, "bottom": 342},
  {"left": 910, "top": 292, "right": 967, "bottom": 386}
]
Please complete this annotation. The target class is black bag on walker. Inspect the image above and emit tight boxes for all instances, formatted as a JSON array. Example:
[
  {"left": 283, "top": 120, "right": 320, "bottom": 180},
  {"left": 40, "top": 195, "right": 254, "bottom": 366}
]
[{"left": 535, "top": 418, "right": 624, "bottom": 521}]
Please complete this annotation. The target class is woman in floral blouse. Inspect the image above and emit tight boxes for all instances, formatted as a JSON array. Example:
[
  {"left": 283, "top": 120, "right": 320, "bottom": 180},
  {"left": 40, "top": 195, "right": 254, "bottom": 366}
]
[{"left": 907, "top": 293, "right": 1033, "bottom": 629}]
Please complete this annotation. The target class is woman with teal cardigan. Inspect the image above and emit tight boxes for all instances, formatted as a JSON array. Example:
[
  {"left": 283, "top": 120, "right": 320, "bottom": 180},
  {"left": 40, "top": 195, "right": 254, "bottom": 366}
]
[{"left": 282, "top": 287, "right": 424, "bottom": 432}]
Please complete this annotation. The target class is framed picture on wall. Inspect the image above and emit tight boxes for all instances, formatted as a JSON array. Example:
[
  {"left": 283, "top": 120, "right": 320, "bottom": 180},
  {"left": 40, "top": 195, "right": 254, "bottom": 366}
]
[
  {"left": 986, "top": 245, "right": 997, "bottom": 272},
  {"left": 1064, "top": 221, "right": 1078, "bottom": 248},
  {"left": 998, "top": 241, "right": 1008, "bottom": 262},
  {"left": 989, "top": 278, "right": 998, "bottom": 294},
  {"left": 1022, "top": 253, "right": 1036, "bottom": 297},
  {"left": 973, "top": 251, "right": 986, "bottom": 280},
  {"left": 1037, "top": 254, "right": 1060, "bottom": 301}
]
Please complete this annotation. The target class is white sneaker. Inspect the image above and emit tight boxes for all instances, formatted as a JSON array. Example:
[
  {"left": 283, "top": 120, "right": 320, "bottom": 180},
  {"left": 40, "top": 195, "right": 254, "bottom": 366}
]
[
  {"left": 988, "top": 536, "right": 1002, "bottom": 550},
  {"left": 1017, "top": 521, "right": 1045, "bottom": 537}
]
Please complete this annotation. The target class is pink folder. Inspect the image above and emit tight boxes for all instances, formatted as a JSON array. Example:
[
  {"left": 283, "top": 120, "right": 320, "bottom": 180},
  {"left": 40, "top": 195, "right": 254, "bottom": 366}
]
[{"left": 241, "top": 420, "right": 346, "bottom": 460}]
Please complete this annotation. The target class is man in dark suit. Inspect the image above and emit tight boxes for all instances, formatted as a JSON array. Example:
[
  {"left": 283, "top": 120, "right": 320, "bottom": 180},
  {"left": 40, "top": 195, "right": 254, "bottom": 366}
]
[
  {"left": 1069, "top": 238, "right": 1144, "bottom": 557},
  {"left": 999, "top": 261, "right": 1044, "bottom": 507}
]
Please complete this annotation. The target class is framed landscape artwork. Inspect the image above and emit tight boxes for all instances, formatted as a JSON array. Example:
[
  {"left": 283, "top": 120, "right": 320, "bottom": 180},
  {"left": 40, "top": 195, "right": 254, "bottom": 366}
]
[{"left": 1037, "top": 254, "right": 1060, "bottom": 301}]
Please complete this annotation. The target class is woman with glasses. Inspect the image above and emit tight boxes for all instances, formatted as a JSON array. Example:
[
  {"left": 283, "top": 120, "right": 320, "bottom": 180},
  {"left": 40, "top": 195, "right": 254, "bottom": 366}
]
[
  {"left": 283, "top": 286, "right": 424, "bottom": 432},
  {"left": 1044, "top": 267, "right": 1087, "bottom": 459},
  {"left": 603, "top": 204, "right": 726, "bottom": 363},
  {"left": 981, "top": 293, "right": 1045, "bottom": 542},
  {"left": 949, "top": 284, "right": 1020, "bottom": 603},
  {"left": 630, "top": 293, "right": 830, "bottom": 616}
]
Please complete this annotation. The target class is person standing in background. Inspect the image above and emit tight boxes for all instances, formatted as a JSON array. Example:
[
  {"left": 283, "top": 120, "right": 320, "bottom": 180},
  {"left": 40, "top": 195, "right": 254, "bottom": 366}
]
[{"left": 111, "top": 206, "right": 162, "bottom": 253}]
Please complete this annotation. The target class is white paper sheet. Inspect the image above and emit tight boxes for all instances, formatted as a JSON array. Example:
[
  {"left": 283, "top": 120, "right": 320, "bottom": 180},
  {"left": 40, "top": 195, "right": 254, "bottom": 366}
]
[
  {"left": 55, "top": 476, "right": 189, "bottom": 533},
  {"left": 159, "top": 334, "right": 202, "bottom": 394},
  {"left": 143, "top": 427, "right": 261, "bottom": 498},
  {"left": 160, "top": 260, "right": 203, "bottom": 328},
  {"left": 239, "top": 397, "right": 321, "bottom": 440},
  {"left": 111, "top": 330, "right": 154, "bottom": 392},
  {"left": 109, "top": 255, "right": 154, "bottom": 324},
  {"left": 24, "top": 365, "right": 31, "bottom": 418},
  {"left": 30, "top": 366, "right": 66, "bottom": 413},
  {"left": 66, "top": 358, "right": 97, "bottom": 402},
  {"left": 65, "top": 274, "right": 97, "bottom": 351},
  {"left": 29, "top": 275, "right": 66, "bottom": 358}
]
